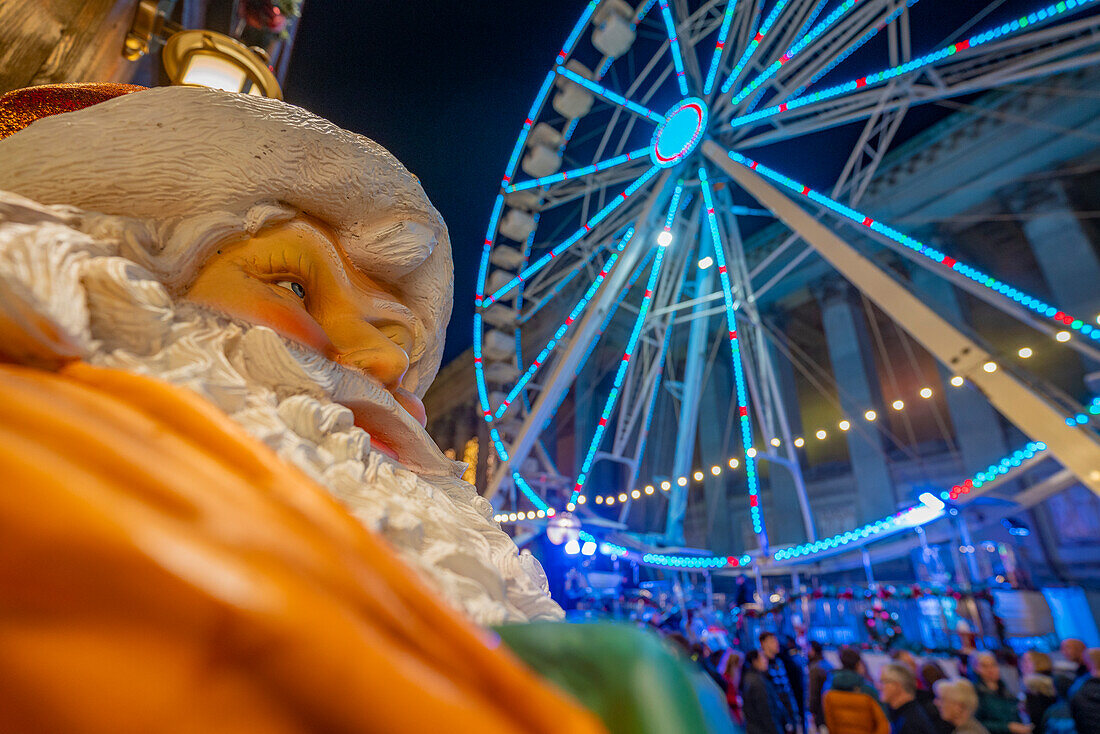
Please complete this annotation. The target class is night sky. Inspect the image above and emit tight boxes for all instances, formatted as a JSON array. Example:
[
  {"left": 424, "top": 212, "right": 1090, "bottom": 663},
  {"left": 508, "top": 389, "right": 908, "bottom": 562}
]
[
  {"left": 284, "top": 0, "right": 1045, "bottom": 365},
  {"left": 284, "top": 1, "right": 585, "bottom": 364}
]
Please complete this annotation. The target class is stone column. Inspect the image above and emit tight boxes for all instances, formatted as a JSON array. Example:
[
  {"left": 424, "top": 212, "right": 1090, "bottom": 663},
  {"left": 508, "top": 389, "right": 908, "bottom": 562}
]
[
  {"left": 1005, "top": 178, "right": 1100, "bottom": 317},
  {"left": 816, "top": 278, "right": 897, "bottom": 522},
  {"left": 907, "top": 261, "right": 1012, "bottom": 473},
  {"left": 762, "top": 312, "right": 811, "bottom": 545}
]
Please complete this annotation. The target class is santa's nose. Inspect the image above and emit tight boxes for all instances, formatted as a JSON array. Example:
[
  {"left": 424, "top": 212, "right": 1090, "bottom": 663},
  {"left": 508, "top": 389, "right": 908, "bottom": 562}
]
[{"left": 332, "top": 324, "right": 410, "bottom": 391}]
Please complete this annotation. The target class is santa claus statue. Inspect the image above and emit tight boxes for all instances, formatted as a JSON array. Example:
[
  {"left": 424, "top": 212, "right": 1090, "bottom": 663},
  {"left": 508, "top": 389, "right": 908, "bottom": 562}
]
[{"left": 0, "top": 84, "right": 730, "bottom": 734}]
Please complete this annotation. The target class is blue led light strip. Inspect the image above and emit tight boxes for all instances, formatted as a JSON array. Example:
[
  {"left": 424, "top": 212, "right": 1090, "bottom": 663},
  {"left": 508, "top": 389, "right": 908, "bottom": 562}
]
[
  {"left": 699, "top": 167, "right": 768, "bottom": 548},
  {"left": 568, "top": 184, "right": 685, "bottom": 508},
  {"left": 731, "top": 0, "right": 1099, "bottom": 127},
  {"left": 503, "top": 147, "right": 652, "bottom": 193},
  {"left": 492, "top": 228, "right": 636, "bottom": 421},
  {"left": 481, "top": 166, "right": 660, "bottom": 306},
  {"left": 725, "top": 151, "right": 1100, "bottom": 342},
  {"left": 514, "top": 473, "right": 552, "bottom": 512},
  {"left": 720, "top": 0, "right": 793, "bottom": 94},
  {"left": 556, "top": 0, "right": 601, "bottom": 64},
  {"left": 703, "top": 1, "right": 740, "bottom": 96},
  {"left": 658, "top": 0, "right": 691, "bottom": 96},
  {"left": 555, "top": 66, "right": 666, "bottom": 123},
  {"left": 774, "top": 493, "right": 946, "bottom": 561}
]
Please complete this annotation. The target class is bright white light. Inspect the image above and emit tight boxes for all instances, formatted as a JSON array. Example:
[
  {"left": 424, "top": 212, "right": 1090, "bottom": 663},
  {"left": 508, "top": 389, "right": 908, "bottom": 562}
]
[
  {"left": 581, "top": 540, "right": 597, "bottom": 556},
  {"left": 693, "top": 471, "right": 704, "bottom": 481},
  {"left": 645, "top": 485, "right": 655, "bottom": 494},
  {"left": 983, "top": 361, "right": 998, "bottom": 373},
  {"left": 566, "top": 502, "right": 576, "bottom": 511},
  {"left": 181, "top": 52, "right": 248, "bottom": 93},
  {"left": 815, "top": 429, "right": 827, "bottom": 440},
  {"left": 892, "top": 399, "right": 905, "bottom": 410},
  {"left": 595, "top": 495, "right": 604, "bottom": 504},
  {"left": 1055, "top": 330, "right": 1071, "bottom": 342},
  {"left": 618, "top": 493, "right": 628, "bottom": 502},
  {"left": 710, "top": 465, "right": 721, "bottom": 475},
  {"left": 898, "top": 492, "right": 947, "bottom": 528},
  {"left": 728, "top": 458, "right": 739, "bottom": 468},
  {"left": 631, "top": 489, "right": 641, "bottom": 499},
  {"left": 606, "top": 496, "right": 615, "bottom": 505},
  {"left": 1018, "top": 347, "right": 1033, "bottom": 358},
  {"left": 661, "top": 480, "right": 671, "bottom": 490},
  {"left": 770, "top": 438, "right": 781, "bottom": 447},
  {"left": 838, "top": 420, "right": 851, "bottom": 431},
  {"left": 950, "top": 375, "right": 964, "bottom": 387},
  {"left": 564, "top": 539, "right": 581, "bottom": 555},
  {"left": 657, "top": 230, "right": 673, "bottom": 247},
  {"left": 536, "top": 510, "right": 546, "bottom": 518},
  {"left": 698, "top": 256, "right": 714, "bottom": 269},
  {"left": 864, "top": 410, "right": 877, "bottom": 421},
  {"left": 576, "top": 495, "right": 586, "bottom": 505},
  {"left": 793, "top": 437, "right": 804, "bottom": 447},
  {"left": 746, "top": 447, "right": 757, "bottom": 458},
  {"left": 919, "top": 387, "right": 933, "bottom": 399},
  {"left": 677, "top": 476, "right": 688, "bottom": 486}
]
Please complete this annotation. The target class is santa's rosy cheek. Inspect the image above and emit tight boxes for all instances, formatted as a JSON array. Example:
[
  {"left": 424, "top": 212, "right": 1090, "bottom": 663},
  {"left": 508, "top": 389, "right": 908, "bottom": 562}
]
[
  {"left": 243, "top": 299, "right": 335, "bottom": 354},
  {"left": 188, "top": 287, "right": 334, "bottom": 356}
]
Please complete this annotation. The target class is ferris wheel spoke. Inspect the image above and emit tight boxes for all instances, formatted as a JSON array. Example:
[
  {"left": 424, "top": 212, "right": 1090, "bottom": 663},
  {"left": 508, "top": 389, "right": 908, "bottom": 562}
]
[
  {"left": 718, "top": 0, "right": 795, "bottom": 95},
  {"left": 503, "top": 147, "right": 653, "bottom": 193},
  {"left": 698, "top": 166, "right": 769, "bottom": 547},
  {"left": 481, "top": 165, "right": 660, "bottom": 306},
  {"left": 730, "top": 0, "right": 1100, "bottom": 130},
  {"left": 494, "top": 228, "right": 638, "bottom": 421},
  {"left": 702, "top": 0, "right": 741, "bottom": 95},
  {"left": 657, "top": 0, "right": 691, "bottom": 96},
  {"left": 704, "top": 144, "right": 1100, "bottom": 349},
  {"left": 568, "top": 183, "right": 686, "bottom": 507},
  {"left": 555, "top": 65, "right": 665, "bottom": 123}
]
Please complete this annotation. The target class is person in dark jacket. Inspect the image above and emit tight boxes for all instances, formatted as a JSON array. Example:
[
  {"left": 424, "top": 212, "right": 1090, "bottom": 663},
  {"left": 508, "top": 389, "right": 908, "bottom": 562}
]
[
  {"left": 761, "top": 631, "right": 805, "bottom": 732},
  {"left": 1070, "top": 648, "right": 1100, "bottom": 734},
  {"left": 1060, "top": 640, "right": 1089, "bottom": 690},
  {"left": 744, "top": 649, "right": 786, "bottom": 734},
  {"left": 974, "top": 653, "right": 1031, "bottom": 734},
  {"left": 808, "top": 641, "right": 832, "bottom": 729},
  {"left": 881, "top": 663, "right": 939, "bottom": 734}
]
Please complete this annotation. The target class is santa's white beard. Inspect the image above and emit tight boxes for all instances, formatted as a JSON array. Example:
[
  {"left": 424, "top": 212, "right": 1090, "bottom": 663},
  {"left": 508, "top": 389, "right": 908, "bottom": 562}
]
[{"left": 0, "top": 194, "right": 563, "bottom": 626}]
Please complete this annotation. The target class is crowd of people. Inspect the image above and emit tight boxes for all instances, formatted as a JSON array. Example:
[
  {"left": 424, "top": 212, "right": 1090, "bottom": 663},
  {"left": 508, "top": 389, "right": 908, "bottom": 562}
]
[{"left": 668, "top": 632, "right": 1100, "bottom": 734}]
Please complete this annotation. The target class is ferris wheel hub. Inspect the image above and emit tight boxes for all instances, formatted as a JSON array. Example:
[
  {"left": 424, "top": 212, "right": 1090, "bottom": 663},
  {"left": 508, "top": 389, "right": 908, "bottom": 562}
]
[{"left": 650, "top": 97, "right": 708, "bottom": 169}]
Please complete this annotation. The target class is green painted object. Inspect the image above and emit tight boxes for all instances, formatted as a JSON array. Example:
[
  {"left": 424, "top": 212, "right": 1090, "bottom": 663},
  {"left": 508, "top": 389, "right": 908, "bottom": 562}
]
[{"left": 495, "top": 622, "right": 738, "bottom": 734}]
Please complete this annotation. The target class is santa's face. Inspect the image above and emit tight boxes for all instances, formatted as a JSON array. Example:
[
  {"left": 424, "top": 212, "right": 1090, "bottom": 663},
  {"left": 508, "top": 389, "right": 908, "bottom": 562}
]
[{"left": 185, "top": 215, "right": 429, "bottom": 460}]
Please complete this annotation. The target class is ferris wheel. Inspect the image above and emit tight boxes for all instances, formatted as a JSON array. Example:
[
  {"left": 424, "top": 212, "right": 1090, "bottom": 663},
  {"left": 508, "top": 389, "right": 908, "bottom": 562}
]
[{"left": 472, "top": 0, "right": 1100, "bottom": 563}]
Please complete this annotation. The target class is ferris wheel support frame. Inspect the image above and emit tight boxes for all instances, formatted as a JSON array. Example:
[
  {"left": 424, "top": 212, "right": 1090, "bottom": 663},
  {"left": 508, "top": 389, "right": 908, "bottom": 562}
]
[
  {"left": 706, "top": 140, "right": 1100, "bottom": 497},
  {"left": 665, "top": 260, "right": 714, "bottom": 544},
  {"left": 485, "top": 170, "right": 675, "bottom": 501}
]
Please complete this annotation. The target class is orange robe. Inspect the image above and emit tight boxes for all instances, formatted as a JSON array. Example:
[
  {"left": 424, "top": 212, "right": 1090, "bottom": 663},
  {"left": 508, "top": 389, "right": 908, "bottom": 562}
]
[{"left": 0, "top": 361, "right": 605, "bottom": 734}]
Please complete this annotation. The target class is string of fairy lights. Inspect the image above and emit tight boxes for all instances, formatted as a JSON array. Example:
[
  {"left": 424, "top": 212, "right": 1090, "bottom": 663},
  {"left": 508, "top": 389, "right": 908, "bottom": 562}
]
[{"left": 491, "top": 350, "right": 1096, "bottom": 526}]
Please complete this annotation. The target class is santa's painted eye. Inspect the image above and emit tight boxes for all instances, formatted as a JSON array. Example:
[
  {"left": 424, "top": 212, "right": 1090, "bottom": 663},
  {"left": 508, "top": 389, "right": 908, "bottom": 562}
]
[{"left": 276, "top": 280, "right": 306, "bottom": 299}]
